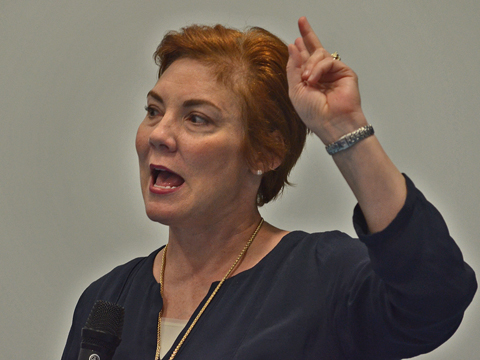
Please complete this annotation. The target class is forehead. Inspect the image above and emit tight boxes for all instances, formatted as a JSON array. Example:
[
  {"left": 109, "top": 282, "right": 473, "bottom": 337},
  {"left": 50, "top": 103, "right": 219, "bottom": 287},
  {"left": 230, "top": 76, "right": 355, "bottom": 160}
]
[{"left": 152, "top": 58, "right": 241, "bottom": 110}]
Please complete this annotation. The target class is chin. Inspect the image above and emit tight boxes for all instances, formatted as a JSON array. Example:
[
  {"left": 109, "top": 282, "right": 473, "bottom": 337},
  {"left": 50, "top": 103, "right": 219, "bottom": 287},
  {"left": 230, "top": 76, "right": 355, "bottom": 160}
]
[
  {"left": 144, "top": 209, "right": 175, "bottom": 225},
  {"left": 144, "top": 201, "right": 194, "bottom": 226},
  {"left": 142, "top": 201, "right": 171, "bottom": 223}
]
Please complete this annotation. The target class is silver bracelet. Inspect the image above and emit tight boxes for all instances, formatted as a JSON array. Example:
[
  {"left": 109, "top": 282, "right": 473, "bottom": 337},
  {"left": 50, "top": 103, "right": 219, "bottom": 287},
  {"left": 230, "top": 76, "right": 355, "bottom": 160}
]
[{"left": 325, "top": 124, "right": 374, "bottom": 155}]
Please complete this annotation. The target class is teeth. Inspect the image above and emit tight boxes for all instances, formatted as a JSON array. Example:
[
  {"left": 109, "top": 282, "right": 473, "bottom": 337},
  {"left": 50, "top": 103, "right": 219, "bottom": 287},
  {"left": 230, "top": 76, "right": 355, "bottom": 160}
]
[
  {"left": 152, "top": 166, "right": 167, "bottom": 171},
  {"left": 153, "top": 184, "right": 177, "bottom": 189}
]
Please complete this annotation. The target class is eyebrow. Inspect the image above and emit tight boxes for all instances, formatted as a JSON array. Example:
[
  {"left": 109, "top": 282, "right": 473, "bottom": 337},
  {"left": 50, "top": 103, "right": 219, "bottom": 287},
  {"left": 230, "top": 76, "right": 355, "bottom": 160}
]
[
  {"left": 147, "top": 90, "right": 223, "bottom": 113},
  {"left": 147, "top": 90, "right": 163, "bottom": 104}
]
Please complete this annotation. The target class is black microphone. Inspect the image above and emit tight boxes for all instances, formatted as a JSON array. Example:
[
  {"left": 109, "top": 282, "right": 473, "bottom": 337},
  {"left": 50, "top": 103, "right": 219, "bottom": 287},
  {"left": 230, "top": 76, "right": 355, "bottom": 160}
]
[{"left": 78, "top": 300, "right": 125, "bottom": 360}]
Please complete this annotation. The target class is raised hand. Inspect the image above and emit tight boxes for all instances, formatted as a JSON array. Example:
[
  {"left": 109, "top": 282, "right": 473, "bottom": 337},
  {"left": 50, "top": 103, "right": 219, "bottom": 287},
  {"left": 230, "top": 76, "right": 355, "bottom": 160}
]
[
  {"left": 286, "top": 17, "right": 367, "bottom": 145},
  {"left": 287, "top": 17, "right": 406, "bottom": 233}
]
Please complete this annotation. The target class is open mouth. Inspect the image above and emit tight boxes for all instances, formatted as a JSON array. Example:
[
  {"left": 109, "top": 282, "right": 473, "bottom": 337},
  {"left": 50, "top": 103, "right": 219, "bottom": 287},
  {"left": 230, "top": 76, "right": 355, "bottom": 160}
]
[{"left": 151, "top": 166, "right": 185, "bottom": 190}]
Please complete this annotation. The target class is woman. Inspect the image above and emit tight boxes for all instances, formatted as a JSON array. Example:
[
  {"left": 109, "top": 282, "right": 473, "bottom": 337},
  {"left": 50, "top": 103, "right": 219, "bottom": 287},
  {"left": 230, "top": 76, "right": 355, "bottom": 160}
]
[{"left": 62, "top": 17, "right": 476, "bottom": 359}]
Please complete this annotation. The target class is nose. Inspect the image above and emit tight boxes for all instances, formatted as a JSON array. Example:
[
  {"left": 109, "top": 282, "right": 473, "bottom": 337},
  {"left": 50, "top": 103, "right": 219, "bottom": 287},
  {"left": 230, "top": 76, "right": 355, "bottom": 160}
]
[{"left": 148, "top": 115, "right": 178, "bottom": 152}]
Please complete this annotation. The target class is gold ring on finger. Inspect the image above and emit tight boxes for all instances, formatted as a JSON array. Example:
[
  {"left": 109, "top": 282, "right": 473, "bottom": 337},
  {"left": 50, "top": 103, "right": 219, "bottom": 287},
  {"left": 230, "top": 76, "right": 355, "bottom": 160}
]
[{"left": 331, "top": 52, "right": 341, "bottom": 61}]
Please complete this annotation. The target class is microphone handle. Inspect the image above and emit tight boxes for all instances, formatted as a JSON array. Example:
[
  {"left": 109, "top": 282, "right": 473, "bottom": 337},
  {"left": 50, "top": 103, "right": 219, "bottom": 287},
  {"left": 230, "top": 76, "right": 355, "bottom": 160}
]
[{"left": 78, "top": 347, "right": 113, "bottom": 360}]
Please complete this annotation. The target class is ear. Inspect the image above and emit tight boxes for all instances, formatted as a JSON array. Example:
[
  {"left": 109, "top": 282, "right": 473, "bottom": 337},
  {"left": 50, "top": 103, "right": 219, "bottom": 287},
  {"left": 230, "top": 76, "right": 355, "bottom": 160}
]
[{"left": 250, "top": 130, "right": 284, "bottom": 175}]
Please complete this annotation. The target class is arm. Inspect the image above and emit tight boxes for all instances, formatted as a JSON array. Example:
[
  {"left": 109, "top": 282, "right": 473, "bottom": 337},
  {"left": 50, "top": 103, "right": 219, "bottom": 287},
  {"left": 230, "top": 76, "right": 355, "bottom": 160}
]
[
  {"left": 287, "top": 17, "right": 476, "bottom": 357},
  {"left": 286, "top": 17, "right": 405, "bottom": 233},
  {"left": 333, "top": 176, "right": 477, "bottom": 358}
]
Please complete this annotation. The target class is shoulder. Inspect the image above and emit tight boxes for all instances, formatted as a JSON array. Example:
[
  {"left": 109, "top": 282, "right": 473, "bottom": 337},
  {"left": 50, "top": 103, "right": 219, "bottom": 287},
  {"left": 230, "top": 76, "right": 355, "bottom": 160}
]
[
  {"left": 74, "top": 248, "right": 161, "bottom": 321},
  {"left": 284, "top": 230, "right": 366, "bottom": 254},
  {"left": 279, "top": 230, "right": 369, "bottom": 273},
  {"left": 62, "top": 249, "right": 162, "bottom": 360},
  {"left": 84, "top": 248, "right": 161, "bottom": 302}
]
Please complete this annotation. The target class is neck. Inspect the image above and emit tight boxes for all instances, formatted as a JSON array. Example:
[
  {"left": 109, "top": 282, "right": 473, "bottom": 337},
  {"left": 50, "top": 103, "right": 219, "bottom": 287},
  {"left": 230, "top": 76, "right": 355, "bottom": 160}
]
[
  {"left": 173, "top": 217, "right": 261, "bottom": 272},
  {"left": 157, "top": 209, "right": 264, "bottom": 280},
  {"left": 153, "top": 214, "right": 288, "bottom": 320}
]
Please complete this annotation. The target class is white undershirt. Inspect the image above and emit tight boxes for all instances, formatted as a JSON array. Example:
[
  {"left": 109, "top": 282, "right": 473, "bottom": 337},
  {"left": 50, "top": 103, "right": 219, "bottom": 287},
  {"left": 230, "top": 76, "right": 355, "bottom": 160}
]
[{"left": 160, "top": 318, "right": 188, "bottom": 359}]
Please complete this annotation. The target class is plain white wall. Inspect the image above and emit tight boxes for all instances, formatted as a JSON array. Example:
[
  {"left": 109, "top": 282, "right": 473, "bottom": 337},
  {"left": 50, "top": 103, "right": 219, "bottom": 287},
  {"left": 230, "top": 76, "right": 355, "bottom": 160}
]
[{"left": 1, "top": 1, "right": 479, "bottom": 358}]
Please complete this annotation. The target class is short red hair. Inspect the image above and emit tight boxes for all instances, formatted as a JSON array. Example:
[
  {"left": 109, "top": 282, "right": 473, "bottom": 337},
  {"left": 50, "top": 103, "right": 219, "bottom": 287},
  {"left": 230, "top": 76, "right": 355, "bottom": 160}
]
[{"left": 154, "top": 24, "right": 307, "bottom": 206}]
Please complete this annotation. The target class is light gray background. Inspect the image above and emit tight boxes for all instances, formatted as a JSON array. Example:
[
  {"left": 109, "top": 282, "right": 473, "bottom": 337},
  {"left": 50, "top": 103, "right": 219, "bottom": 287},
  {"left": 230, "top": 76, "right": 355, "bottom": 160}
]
[{"left": 1, "top": 1, "right": 479, "bottom": 358}]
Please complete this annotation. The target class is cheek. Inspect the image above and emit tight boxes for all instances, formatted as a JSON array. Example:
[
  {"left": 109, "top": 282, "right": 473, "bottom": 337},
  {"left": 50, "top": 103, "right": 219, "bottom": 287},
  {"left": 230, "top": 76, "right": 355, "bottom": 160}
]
[
  {"left": 135, "top": 124, "right": 150, "bottom": 159},
  {"left": 135, "top": 125, "right": 152, "bottom": 188},
  {"left": 189, "top": 138, "right": 246, "bottom": 175}
]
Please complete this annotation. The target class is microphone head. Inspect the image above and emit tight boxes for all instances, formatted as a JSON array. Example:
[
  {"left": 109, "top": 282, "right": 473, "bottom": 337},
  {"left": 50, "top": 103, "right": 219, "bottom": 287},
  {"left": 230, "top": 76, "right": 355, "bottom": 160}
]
[
  {"left": 84, "top": 300, "right": 125, "bottom": 338},
  {"left": 80, "top": 300, "right": 125, "bottom": 359}
]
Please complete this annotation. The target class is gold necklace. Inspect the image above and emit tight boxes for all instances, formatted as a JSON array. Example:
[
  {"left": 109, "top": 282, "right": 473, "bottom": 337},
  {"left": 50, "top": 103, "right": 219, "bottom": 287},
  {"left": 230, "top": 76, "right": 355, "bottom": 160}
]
[{"left": 155, "top": 218, "right": 264, "bottom": 360}]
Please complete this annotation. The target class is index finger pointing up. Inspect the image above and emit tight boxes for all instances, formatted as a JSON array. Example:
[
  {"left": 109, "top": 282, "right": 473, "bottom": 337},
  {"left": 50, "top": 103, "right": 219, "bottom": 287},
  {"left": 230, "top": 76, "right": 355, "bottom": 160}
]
[{"left": 298, "top": 16, "right": 324, "bottom": 54}]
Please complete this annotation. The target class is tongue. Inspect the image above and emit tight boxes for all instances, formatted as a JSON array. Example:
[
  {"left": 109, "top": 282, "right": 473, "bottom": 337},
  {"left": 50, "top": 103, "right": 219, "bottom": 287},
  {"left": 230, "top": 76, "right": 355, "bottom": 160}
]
[{"left": 155, "top": 171, "right": 184, "bottom": 187}]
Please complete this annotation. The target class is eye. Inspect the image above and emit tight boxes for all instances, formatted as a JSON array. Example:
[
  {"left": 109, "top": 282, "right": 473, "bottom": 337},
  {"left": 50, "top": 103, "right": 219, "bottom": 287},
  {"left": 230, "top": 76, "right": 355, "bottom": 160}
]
[
  {"left": 144, "top": 105, "right": 159, "bottom": 118},
  {"left": 187, "top": 114, "right": 209, "bottom": 125}
]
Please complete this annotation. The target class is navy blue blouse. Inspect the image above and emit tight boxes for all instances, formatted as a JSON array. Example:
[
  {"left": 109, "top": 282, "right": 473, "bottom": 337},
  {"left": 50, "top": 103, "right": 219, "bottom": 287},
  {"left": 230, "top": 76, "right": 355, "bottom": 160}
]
[{"left": 62, "top": 176, "right": 476, "bottom": 360}]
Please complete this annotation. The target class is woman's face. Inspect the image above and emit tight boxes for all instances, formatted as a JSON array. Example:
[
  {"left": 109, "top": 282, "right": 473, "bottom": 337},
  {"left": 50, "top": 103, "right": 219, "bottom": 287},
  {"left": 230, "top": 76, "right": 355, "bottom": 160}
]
[{"left": 136, "top": 58, "right": 260, "bottom": 226}]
